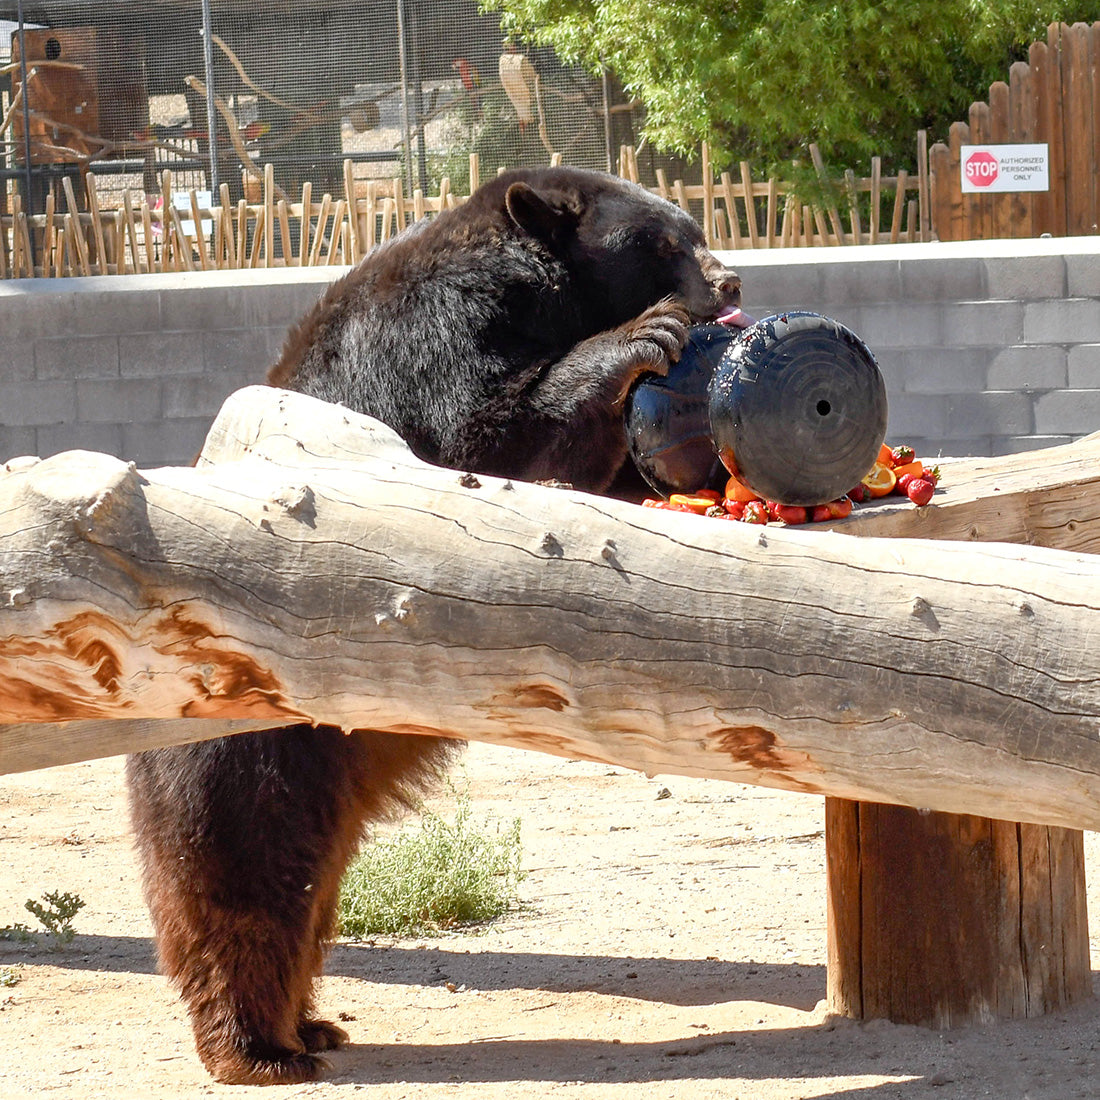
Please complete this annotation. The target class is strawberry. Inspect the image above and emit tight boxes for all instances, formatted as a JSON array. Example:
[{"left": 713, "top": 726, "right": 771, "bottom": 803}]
[
  {"left": 705, "top": 504, "right": 726, "bottom": 518},
  {"left": 826, "top": 496, "right": 853, "bottom": 519},
  {"left": 895, "top": 473, "right": 915, "bottom": 495},
  {"left": 694, "top": 488, "right": 723, "bottom": 502},
  {"left": 906, "top": 477, "right": 935, "bottom": 506},
  {"left": 741, "top": 500, "right": 769, "bottom": 524},
  {"left": 891, "top": 444, "right": 916, "bottom": 466},
  {"left": 723, "top": 499, "right": 747, "bottom": 519},
  {"left": 811, "top": 504, "right": 832, "bottom": 523},
  {"left": 773, "top": 504, "right": 808, "bottom": 525},
  {"left": 848, "top": 483, "right": 868, "bottom": 503},
  {"left": 923, "top": 464, "right": 941, "bottom": 485}
]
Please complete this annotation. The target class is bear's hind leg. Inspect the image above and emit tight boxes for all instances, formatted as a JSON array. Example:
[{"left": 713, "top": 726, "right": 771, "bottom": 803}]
[{"left": 127, "top": 726, "right": 458, "bottom": 1085}]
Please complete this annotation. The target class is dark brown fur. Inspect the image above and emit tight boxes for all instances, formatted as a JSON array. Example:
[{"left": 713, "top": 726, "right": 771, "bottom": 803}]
[{"left": 127, "top": 167, "right": 740, "bottom": 1085}]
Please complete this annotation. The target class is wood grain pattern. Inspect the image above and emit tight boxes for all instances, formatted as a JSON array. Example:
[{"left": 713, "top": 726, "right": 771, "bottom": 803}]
[
  {"left": 1, "top": 387, "right": 1099, "bottom": 839},
  {"left": 826, "top": 801, "right": 1091, "bottom": 1026}
]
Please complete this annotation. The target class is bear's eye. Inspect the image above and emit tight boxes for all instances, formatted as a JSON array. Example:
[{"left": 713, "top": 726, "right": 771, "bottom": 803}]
[{"left": 655, "top": 234, "right": 681, "bottom": 259}]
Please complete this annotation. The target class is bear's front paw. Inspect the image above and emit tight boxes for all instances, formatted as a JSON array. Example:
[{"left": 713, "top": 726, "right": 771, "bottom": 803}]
[{"left": 618, "top": 297, "right": 692, "bottom": 376}]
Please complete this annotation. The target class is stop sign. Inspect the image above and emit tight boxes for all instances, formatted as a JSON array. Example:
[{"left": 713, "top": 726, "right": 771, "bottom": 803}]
[{"left": 965, "top": 150, "right": 999, "bottom": 187}]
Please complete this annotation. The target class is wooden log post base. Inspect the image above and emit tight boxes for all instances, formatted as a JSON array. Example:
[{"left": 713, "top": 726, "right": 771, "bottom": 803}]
[{"left": 827, "top": 799, "right": 1092, "bottom": 1027}]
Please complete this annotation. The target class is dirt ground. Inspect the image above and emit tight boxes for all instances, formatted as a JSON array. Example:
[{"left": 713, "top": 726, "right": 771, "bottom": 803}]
[{"left": 2, "top": 741, "right": 1099, "bottom": 1100}]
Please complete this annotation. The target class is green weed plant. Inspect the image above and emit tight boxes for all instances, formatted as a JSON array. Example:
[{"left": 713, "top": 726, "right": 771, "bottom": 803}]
[{"left": 338, "top": 790, "right": 524, "bottom": 938}]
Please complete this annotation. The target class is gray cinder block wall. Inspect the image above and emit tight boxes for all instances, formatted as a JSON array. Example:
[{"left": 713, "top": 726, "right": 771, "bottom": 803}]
[
  {"left": 722, "top": 236, "right": 1100, "bottom": 459},
  {"left": 1, "top": 238, "right": 1098, "bottom": 468},
  {"left": 0, "top": 268, "right": 333, "bottom": 466}
]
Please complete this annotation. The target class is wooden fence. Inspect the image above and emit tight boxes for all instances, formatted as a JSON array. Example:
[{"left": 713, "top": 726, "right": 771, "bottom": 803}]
[
  {"left": 929, "top": 21, "right": 1100, "bottom": 241},
  {"left": 0, "top": 141, "right": 928, "bottom": 279}
]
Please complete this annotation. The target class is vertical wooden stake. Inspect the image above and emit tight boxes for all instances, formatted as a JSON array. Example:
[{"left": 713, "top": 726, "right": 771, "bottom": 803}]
[{"left": 826, "top": 799, "right": 1092, "bottom": 1028}]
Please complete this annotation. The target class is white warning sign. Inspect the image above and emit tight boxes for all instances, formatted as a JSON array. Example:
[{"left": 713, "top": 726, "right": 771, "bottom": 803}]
[{"left": 960, "top": 144, "right": 1049, "bottom": 193}]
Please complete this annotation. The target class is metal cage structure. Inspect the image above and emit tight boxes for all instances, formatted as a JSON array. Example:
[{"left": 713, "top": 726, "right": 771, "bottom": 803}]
[{"left": 0, "top": 0, "right": 643, "bottom": 216}]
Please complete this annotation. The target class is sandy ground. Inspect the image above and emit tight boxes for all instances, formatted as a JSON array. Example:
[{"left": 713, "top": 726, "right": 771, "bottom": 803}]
[{"left": 2, "top": 741, "right": 1100, "bottom": 1100}]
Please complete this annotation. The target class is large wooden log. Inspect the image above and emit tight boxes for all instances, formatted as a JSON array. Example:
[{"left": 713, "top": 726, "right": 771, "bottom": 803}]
[
  {"left": 2, "top": 386, "right": 1100, "bottom": 837},
  {"left": 812, "top": 433, "right": 1100, "bottom": 1026}
]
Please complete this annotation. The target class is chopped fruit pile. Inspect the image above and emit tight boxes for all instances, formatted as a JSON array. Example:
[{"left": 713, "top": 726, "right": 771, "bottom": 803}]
[
  {"left": 860, "top": 443, "right": 940, "bottom": 506},
  {"left": 641, "top": 442, "right": 940, "bottom": 525}
]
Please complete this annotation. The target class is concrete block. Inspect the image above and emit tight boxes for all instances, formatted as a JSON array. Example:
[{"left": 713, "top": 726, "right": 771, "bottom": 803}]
[
  {"left": 0, "top": 380, "right": 76, "bottom": 426},
  {"left": 884, "top": 392, "right": 949, "bottom": 438},
  {"left": 202, "top": 328, "right": 282, "bottom": 376},
  {"left": 0, "top": 338, "right": 36, "bottom": 381},
  {"left": 918, "top": 437, "right": 993, "bottom": 458},
  {"left": 67, "top": 287, "right": 162, "bottom": 335},
  {"left": 991, "top": 435, "right": 1074, "bottom": 455},
  {"left": 986, "top": 346, "right": 1068, "bottom": 391},
  {"left": 158, "top": 286, "right": 245, "bottom": 334},
  {"left": 864, "top": 347, "right": 906, "bottom": 391},
  {"left": 734, "top": 264, "right": 825, "bottom": 311},
  {"left": 36, "top": 421, "right": 124, "bottom": 460},
  {"left": 1034, "top": 390, "right": 1100, "bottom": 435},
  {"left": 1024, "top": 299, "right": 1100, "bottom": 345},
  {"left": 239, "top": 281, "right": 330, "bottom": 330},
  {"left": 35, "top": 334, "right": 120, "bottom": 380},
  {"left": 851, "top": 303, "right": 944, "bottom": 350},
  {"left": 1066, "top": 255, "right": 1100, "bottom": 298},
  {"left": 983, "top": 254, "right": 1066, "bottom": 301},
  {"left": 77, "top": 378, "right": 162, "bottom": 423},
  {"left": 899, "top": 257, "right": 985, "bottom": 302},
  {"left": 892, "top": 437, "right": 986, "bottom": 460},
  {"left": 119, "top": 331, "right": 206, "bottom": 378},
  {"left": 0, "top": 289, "right": 71, "bottom": 340},
  {"left": 815, "top": 259, "right": 902, "bottom": 306},
  {"left": 122, "top": 418, "right": 212, "bottom": 466},
  {"left": 896, "top": 348, "right": 988, "bottom": 394},
  {"left": 940, "top": 302, "right": 1025, "bottom": 347},
  {"left": 162, "top": 370, "right": 257, "bottom": 419},
  {"left": 0, "top": 425, "right": 39, "bottom": 461},
  {"left": 945, "top": 391, "right": 1033, "bottom": 437},
  {"left": 1067, "top": 345, "right": 1100, "bottom": 388}
]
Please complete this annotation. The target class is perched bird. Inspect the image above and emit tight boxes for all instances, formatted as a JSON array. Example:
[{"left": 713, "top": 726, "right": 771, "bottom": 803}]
[
  {"left": 452, "top": 58, "right": 482, "bottom": 119},
  {"left": 498, "top": 47, "right": 538, "bottom": 133}
]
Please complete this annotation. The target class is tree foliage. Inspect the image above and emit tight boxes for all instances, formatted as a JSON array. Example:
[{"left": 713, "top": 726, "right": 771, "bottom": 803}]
[{"left": 480, "top": 1, "right": 1099, "bottom": 173}]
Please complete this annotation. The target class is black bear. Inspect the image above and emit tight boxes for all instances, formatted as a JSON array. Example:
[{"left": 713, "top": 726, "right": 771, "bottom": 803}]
[{"left": 126, "top": 167, "right": 741, "bottom": 1085}]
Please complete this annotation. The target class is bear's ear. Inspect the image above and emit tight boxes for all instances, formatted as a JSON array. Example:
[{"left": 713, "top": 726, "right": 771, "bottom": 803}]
[{"left": 504, "top": 181, "right": 578, "bottom": 240}]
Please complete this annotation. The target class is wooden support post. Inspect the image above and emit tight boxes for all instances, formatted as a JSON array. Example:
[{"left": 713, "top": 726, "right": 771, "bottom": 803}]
[{"left": 826, "top": 799, "right": 1092, "bottom": 1026}]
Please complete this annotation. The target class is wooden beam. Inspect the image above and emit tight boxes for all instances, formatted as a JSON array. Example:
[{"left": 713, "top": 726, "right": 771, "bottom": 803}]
[
  {"left": 0, "top": 717, "right": 288, "bottom": 775},
  {"left": 1, "top": 387, "right": 1100, "bottom": 836},
  {"left": 817, "top": 433, "right": 1100, "bottom": 552}
]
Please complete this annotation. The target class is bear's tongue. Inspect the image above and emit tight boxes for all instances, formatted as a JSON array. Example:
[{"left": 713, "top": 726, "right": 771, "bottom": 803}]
[{"left": 716, "top": 306, "right": 755, "bottom": 329}]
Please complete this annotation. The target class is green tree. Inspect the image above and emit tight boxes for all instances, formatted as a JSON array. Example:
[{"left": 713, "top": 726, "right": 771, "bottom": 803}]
[{"left": 481, "top": 0, "right": 1098, "bottom": 173}]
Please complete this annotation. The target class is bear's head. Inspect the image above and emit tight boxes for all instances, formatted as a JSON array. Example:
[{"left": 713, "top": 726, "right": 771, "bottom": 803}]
[{"left": 498, "top": 168, "right": 742, "bottom": 328}]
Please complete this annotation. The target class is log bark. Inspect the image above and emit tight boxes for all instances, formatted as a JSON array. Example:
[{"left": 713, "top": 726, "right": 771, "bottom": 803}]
[
  {"left": 1, "top": 386, "right": 1100, "bottom": 837},
  {"left": 826, "top": 799, "right": 1092, "bottom": 1026}
]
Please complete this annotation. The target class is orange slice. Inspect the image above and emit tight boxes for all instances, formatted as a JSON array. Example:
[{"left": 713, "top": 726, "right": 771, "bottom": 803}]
[
  {"left": 861, "top": 461, "right": 897, "bottom": 498},
  {"left": 723, "top": 475, "right": 761, "bottom": 504},
  {"left": 669, "top": 493, "right": 719, "bottom": 514},
  {"left": 891, "top": 460, "right": 923, "bottom": 481}
]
